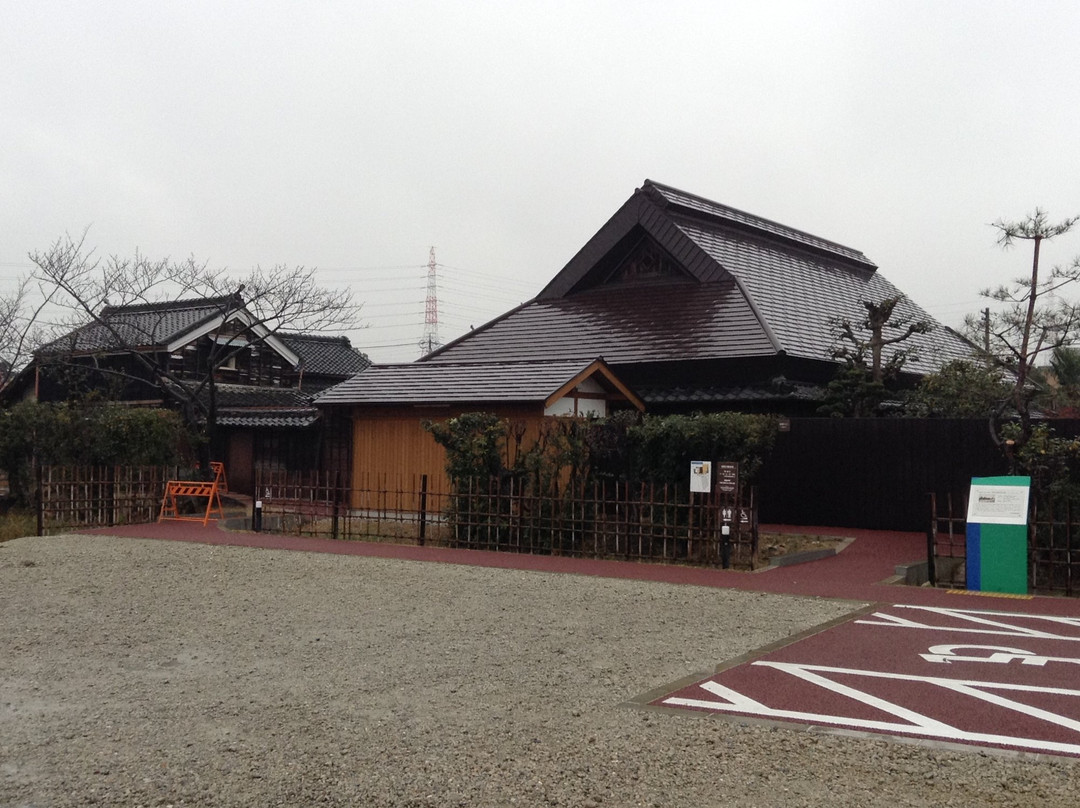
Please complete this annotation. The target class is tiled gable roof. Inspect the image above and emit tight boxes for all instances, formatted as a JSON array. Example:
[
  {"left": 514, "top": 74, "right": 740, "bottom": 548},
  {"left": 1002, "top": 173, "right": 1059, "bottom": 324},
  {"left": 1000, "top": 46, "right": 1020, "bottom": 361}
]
[
  {"left": 39, "top": 296, "right": 240, "bottom": 353},
  {"left": 281, "top": 333, "right": 371, "bottom": 377},
  {"left": 316, "top": 359, "right": 637, "bottom": 407},
  {"left": 429, "top": 180, "right": 973, "bottom": 376}
]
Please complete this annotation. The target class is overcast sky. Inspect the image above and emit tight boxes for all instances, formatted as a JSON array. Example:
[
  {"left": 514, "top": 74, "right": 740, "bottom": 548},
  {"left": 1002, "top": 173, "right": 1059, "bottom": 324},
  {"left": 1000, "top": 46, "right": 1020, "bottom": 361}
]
[{"left": 4, "top": 1, "right": 1080, "bottom": 363}]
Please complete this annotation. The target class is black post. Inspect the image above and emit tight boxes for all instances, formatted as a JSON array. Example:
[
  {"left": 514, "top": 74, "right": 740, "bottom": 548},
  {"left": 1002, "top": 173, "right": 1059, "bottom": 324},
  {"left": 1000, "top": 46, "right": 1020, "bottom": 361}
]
[
  {"left": 253, "top": 498, "right": 262, "bottom": 532},
  {"left": 107, "top": 465, "right": 116, "bottom": 527},
  {"left": 926, "top": 493, "right": 938, "bottom": 587},
  {"left": 418, "top": 474, "right": 428, "bottom": 546},
  {"left": 331, "top": 470, "right": 340, "bottom": 541},
  {"left": 35, "top": 463, "right": 43, "bottom": 537}
]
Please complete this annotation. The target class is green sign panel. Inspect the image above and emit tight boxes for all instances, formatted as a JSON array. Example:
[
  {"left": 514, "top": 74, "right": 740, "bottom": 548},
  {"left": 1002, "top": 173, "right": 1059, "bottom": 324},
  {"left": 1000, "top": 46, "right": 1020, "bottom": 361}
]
[{"left": 965, "top": 476, "right": 1030, "bottom": 595}]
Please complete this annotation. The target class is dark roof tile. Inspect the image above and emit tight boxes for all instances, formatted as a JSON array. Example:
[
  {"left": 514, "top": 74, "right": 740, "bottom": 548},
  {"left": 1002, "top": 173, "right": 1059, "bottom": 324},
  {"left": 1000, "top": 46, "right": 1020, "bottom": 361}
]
[
  {"left": 424, "top": 280, "right": 776, "bottom": 366},
  {"left": 281, "top": 333, "right": 371, "bottom": 377},
  {"left": 178, "top": 383, "right": 320, "bottom": 428},
  {"left": 216, "top": 411, "right": 320, "bottom": 428},
  {"left": 678, "top": 220, "right": 972, "bottom": 373}
]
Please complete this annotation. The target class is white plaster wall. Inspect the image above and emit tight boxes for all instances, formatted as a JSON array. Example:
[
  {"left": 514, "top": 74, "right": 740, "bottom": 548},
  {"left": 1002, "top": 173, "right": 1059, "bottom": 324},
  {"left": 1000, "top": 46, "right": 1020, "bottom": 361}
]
[{"left": 544, "top": 377, "right": 607, "bottom": 417}]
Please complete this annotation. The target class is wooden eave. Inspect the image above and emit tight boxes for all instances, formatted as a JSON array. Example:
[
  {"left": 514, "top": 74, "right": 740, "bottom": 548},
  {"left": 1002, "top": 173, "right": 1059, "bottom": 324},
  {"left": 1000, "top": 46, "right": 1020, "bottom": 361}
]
[
  {"left": 544, "top": 358, "right": 645, "bottom": 412},
  {"left": 169, "top": 311, "right": 300, "bottom": 367}
]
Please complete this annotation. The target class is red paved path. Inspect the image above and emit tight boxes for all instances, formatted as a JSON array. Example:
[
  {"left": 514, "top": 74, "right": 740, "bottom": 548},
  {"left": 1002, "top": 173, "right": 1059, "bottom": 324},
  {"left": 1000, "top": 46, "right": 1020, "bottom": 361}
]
[{"left": 85, "top": 519, "right": 1080, "bottom": 616}]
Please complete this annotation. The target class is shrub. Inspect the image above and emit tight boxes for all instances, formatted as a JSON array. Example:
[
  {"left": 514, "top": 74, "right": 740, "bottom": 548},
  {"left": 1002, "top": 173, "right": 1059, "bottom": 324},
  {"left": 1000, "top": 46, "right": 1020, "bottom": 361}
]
[
  {"left": 0, "top": 401, "right": 196, "bottom": 503},
  {"left": 425, "top": 410, "right": 779, "bottom": 491}
]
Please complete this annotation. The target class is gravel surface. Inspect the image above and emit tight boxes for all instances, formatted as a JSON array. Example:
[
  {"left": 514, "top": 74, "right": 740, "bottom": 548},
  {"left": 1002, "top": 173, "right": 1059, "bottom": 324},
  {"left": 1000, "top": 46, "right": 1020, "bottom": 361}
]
[{"left": 2, "top": 534, "right": 1078, "bottom": 807}]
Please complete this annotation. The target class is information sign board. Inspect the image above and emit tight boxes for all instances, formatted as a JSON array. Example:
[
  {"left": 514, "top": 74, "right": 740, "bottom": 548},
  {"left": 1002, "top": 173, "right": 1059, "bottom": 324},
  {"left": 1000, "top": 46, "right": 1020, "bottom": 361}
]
[
  {"left": 966, "top": 476, "right": 1030, "bottom": 594},
  {"left": 715, "top": 462, "right": 739, "bottom": 495},
  {"left": 689, "top": 461, "right": 711, "bottom": 493}
]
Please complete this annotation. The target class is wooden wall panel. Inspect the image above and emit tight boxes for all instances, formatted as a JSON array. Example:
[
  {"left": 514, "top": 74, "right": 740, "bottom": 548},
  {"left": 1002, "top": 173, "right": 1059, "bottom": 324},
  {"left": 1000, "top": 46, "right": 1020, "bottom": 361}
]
[{"left": 349, "top": 406, "right": 547, "bottom": 509}]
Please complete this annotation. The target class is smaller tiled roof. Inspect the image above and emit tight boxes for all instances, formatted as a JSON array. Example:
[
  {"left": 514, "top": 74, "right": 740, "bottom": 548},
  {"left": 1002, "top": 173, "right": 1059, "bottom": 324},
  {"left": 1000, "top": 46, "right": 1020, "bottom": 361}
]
[
  {"left": 216, "top": 410, "right": 320, "bottom": 428},
  {"left": 316, "top": 359, "right": 638, "bottom": 407},
  {"left": 281, "top": 333, "right": 372, "bottom": 377},
  {"left": 38, "top": 296, "right": 241, "bottom": 354},
  {"left": 188, "top": 383, "right": 320, "bottom": 429},
  {"left": 209, "top": 384, "right": 314, "bottom": 409}
]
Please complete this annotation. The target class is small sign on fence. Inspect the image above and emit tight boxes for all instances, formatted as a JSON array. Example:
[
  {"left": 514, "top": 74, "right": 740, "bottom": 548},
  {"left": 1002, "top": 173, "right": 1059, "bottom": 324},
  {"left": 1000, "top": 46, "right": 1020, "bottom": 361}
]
[
  {"left": 716, "top": 462, "right": 739, "bottom": 496},
  {"left": 689, "top": 461, "right": 712, "bottom": 493}
]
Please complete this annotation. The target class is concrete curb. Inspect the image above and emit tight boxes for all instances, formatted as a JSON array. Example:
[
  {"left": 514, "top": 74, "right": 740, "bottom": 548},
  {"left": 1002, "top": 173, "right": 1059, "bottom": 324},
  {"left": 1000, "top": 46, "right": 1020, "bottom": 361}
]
[{"left": 761, "top": 536, "right": 856, "bottom": 570}]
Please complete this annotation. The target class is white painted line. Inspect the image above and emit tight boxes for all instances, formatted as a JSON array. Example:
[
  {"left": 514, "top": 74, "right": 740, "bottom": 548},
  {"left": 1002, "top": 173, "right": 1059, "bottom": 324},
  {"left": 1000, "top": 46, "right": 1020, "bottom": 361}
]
[
  {"left": 662, "top": 660, "right": 1080, "bottom": 757},
  {"left": 857, "top": 606, "right": 1080, "bottom": 641}
]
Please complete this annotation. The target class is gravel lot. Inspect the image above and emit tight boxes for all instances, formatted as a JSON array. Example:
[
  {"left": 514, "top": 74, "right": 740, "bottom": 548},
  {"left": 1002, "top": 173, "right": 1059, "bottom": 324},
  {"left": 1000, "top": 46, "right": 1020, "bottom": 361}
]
[{"left": 2, "top": 533, "right": 1078, "bottom": 807}]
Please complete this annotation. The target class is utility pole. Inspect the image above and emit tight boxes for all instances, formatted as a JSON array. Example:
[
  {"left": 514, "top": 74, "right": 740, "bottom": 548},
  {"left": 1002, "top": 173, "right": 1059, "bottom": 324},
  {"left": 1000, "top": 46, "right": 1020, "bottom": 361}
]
[{"left": 420, "top": 247, "right": 441, "bottom": 357}]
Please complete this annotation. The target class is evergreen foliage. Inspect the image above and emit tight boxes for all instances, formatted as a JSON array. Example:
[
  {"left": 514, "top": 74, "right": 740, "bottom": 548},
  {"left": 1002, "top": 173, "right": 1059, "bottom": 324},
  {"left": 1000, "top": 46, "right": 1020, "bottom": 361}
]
[
  {"left": 624, "top": 412, "right": 778, "bottom": 484},
  {"left": 0, "top": 401, "right": 195, "bottom": 503},
  {"left": 903, "top": 359, "right": 1012, "bottom": 418},
  {"left": 817, "top": 365, "right": 889, "bottom": 418},
  {"left": 820, "top": 295, "right": 931, "bottom": 417},
  {"left": 424, "top": 410, "right": 779, "bottom": 491}
]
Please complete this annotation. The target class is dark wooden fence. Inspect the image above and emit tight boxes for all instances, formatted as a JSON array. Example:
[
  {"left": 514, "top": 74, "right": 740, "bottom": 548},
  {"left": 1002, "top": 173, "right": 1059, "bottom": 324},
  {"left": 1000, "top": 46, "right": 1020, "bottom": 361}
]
[
  {"left": 30, "top": 418, "right": 1080, "bottom": 537},
  {"left": 253, "top": 469, "right": 762, "bottom": 569},
  {"left": 37, "top": 465, "right": 177, "bottom": 535},
  {"left": 756, "top": 418, "right": 1020, "bottom": 531}
]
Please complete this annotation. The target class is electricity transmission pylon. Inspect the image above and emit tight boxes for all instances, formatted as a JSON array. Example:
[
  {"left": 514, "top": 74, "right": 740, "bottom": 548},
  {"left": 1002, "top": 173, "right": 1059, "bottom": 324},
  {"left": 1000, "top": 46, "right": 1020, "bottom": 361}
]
[{"left": 420, "top": 246, "right": 441, "bottom": 356}]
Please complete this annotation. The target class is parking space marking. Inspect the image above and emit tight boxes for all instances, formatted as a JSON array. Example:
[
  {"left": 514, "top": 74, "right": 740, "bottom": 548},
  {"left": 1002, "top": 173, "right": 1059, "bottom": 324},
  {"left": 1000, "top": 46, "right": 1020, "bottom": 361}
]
[{"left": 650, "top": 604, "right": 1080, "bottom": 757}]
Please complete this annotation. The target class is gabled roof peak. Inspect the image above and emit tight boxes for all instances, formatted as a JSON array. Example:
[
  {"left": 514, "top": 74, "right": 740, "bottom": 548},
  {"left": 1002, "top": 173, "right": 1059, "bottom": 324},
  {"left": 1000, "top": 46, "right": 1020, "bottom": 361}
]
[{"left": 640, "top": 179, "right": 876, "bottom": 271}]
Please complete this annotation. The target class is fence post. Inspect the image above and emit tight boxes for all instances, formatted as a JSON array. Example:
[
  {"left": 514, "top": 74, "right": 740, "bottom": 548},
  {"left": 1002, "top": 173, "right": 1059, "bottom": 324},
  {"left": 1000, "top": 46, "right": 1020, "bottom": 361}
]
[
  {"left": 106, "top": 465, "right": 116, "bottom": 527},
  {"left": 331, "top": 470, "right": 340, "bottom": 541},
  {"left": 418, "top": 474, "right": 428, "bottom": 546},
  {"left": 35, "top": 463, "right": 44, "bottom": 537},
  {"left": 926, "top": 492, "right": 938, "bottom": 588}
]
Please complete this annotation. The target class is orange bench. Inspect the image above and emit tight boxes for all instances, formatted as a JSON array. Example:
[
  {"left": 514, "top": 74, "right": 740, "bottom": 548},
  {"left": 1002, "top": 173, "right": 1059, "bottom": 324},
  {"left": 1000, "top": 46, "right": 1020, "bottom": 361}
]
[{"left": 158, "top": 479, "right": 224, "bottom": 526}]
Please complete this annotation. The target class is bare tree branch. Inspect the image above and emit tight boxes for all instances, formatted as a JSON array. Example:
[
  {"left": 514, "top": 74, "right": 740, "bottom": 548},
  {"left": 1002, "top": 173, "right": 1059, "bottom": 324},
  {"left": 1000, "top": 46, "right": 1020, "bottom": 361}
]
[{"left": 25, "top": 234, "right": 363, "bottom": 466}]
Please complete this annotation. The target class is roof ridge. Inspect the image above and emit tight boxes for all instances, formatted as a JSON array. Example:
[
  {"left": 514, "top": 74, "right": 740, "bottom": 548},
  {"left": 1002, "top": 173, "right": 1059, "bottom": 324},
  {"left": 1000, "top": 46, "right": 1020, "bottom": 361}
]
[
  {"left": 99, "top": 295, "right": 239, "bottom": 316},
  {"left": 280, "top": 332, "right": 353, "bottom": 344},
  {"left": 642, "top": 179, "right": 875, "bottom": 270},
  {"left": 407, "top": 357, "right": 598, "bottom": 368}
]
